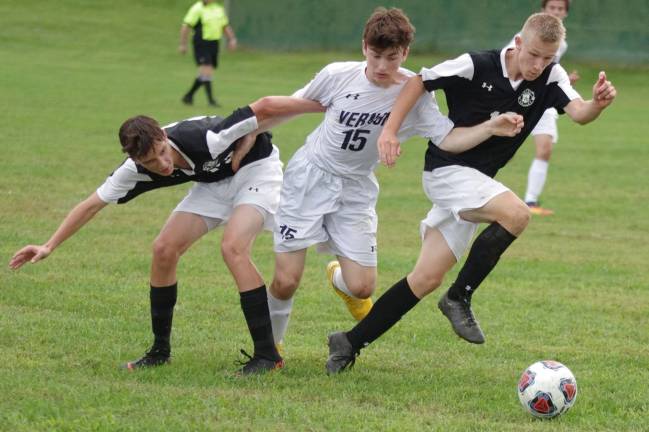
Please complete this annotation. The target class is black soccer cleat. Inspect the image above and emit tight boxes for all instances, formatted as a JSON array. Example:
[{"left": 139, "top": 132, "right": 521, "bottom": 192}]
[
  {"left": 437, "top": 291, "right": 485, "bottom": 344},
  {"left": 236, "top": 349, "right": 284, "bottom": 376},
  {"left": 123, "top": 346, "right": 171, "bottom": 371},
  {"left": 326, "top": 332, "right": 359, "bottom": 374},
  {"left": 208, "top": 99, "right": 221, "bottom": 108},
  {"left": 181, "top": 95, "right": 193, "bottom": 105}
]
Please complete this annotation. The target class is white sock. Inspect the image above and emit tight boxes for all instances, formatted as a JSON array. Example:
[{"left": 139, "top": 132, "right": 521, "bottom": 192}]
[
  {"left": 525, "top": 158, "right": 549, "bottom": 203},
  {"left": 267, "top": 291, "right": 293, "bottom": 344},
  {"left": 333, "top": 267, "right": 357, "bottom": 298}
]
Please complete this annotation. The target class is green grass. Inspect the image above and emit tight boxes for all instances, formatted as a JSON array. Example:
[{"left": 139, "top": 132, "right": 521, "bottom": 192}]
[{"left": 2, "top": 1, "right": 649, "bottom": 431}]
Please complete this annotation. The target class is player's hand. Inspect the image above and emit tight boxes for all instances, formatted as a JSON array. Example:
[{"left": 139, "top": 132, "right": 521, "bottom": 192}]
[
  {"left": 227, "top": 38, "right": 237, "bottom": 51},
  {"left": 488, "top": 112, "right": 524, "bottom": 137},
  {"left": 232, "top": 133, "right": 257, "bottom": 172},
  {"left": 592, "top": 71, "right": 616, "bottom": 109},
  {"left": 178, "top": 44, "right": 188, "bottom": 54},
  {"left": 378, "top": 130, "right": 401, "bottom": 168},
  {"left": 568, "top": 70, "right": 580, "bottom": 84},
  {"left": 9, "top": 245, "right": 52, "bottom": 270}
]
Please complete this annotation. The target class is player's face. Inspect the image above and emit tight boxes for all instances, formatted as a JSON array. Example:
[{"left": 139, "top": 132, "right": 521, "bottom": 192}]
[
  {"left": 543, "top": 0, "right": 568, "bottom": 20},
  {"left": 516, "top": 35, "right": 559, "bottom": 81},
  {"left": 135, "top": 140, "right": 176, "bottom": 176},
  {"left": 362, "top": 42, "right": 408, "bottom": 87}
]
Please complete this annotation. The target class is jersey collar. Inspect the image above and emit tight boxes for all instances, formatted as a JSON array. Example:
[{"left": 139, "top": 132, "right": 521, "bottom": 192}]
[{"left": 501, "top": 41, "right": 523, "bottom": 90}]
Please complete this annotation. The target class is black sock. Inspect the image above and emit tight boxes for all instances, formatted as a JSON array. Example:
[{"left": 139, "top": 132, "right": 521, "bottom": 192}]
[
  {"left": 184, "top": 78, "right": 202, "bottom": 100},
  {"left": 346, "top": 277, "right": 420, "bottom": 351},
  {"left": 447, "top": 222, "right": 516, "bottom": 302},
  {"left": 150, "top": 283, "right": 177, "bottom": 354},
  {"left": 240, "top": 286, "right": 281, "bottom": 361},
  {"left": 203, "top": 79, "right": 216, "bottom": 103}
]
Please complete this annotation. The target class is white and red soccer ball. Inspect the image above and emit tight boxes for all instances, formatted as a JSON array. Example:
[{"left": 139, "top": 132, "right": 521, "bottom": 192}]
[{"left": 518, "top": 360, "right": 578, "bottom": 419}]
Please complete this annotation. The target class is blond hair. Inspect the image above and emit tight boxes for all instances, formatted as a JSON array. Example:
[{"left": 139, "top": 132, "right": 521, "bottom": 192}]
[{"left": 521, "top": 12, "right": 565, "bottom": 44}]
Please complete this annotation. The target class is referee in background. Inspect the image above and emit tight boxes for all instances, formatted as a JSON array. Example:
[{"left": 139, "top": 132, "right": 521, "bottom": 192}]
[{"left": 179, "top": 0, "right": 237, "bottom": 107}]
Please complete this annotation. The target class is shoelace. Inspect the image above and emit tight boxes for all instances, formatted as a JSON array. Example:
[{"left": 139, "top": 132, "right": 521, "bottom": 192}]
[
  {"left": 236, "top": 349, "right": 276, "bottom": 366},
  {"left": 331, "top": 349, "right": 360, "bottom": 371},
  {"left": 460, "top": 299, "right": 477, "bottom": 326}
]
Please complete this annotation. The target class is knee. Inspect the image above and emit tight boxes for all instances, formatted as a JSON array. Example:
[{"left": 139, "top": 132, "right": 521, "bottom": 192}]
[
  {"left": 220, "top": 236, "right": 248, "bottom": 267},
  {"left": 506, "top": 202, "right": 532, "bottom": 234},
  {"left": 408, "top": 271, "right": 444, "bottom": 296},
  {"left": 271, "top": 273, "right": 300, "bottom": 300},
  {"left": 152, "top": 237, "right": 181, "bottom": 266},
  {"left": 346, "top": 279, "right": 375, "bottom": 299}
]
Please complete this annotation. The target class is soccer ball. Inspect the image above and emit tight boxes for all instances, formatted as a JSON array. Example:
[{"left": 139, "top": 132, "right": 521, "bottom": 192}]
[{"left": 517, "top": 360, "right": 578, "bottom": 419}]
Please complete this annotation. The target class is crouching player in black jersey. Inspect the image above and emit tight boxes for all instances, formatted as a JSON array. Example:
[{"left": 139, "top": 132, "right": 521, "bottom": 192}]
[
  {"left": 325, "top": 12, "right": 616, "bottom": 373},
  {"left": 9, "top": 96, "right": 324, "bottom": 375}
]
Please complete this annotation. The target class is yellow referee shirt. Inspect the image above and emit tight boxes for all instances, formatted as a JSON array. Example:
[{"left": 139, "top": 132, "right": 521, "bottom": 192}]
[{"left": 183, "top": 1, "right": 229, "bottom": 41}]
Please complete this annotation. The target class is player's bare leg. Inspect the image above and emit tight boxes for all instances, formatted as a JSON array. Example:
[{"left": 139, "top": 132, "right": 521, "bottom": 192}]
[
  {"left": 222, "top": 204, "right": 283, "bottom": 375},
  {"left": 525, "top": 134, "right": 554, "bottom": 215},
  {"left": 438, "top": 191, "right": 530, "bottom": 344},
  {"left": 125, "top": 211, "right": 208, "bottom": 370},
  {"left": 327, "top": 256, "right": 375, "bottom": 321},
  {"left": 268, "top": 249, "right": 307, "bottom": 346}
]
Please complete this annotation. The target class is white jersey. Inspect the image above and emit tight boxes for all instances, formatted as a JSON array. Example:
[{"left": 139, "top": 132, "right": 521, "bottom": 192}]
[{"left": 293, "top": 61, "right": 454, "bottom": 177}]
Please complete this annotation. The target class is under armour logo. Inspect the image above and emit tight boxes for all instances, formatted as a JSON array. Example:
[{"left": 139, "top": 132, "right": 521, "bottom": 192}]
[
  {"left": 370, "top": 245, "right": 377, "bottom": 252},
  {"left": 248, "top": 187, "right": 259, "bottom": 192},
  {"left": 346, "top": 93, "right": 360, "bottom": 100},
  {"left": 465, "top": 285, "right": 473, "bottom": 292},
  {"left": 482, "top": 82, "right": 493, "bottom": 92}
]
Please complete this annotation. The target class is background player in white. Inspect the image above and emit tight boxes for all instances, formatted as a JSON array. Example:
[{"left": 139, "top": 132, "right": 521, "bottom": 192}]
[
  {"left": 262, "top": 8, "right": 525, "bottom": 351},
  {"left": 9, "top": 96, "right": 323, "bottom": 375},
  {"left": 326, "top": 12, "right": 616, "bottom": 373},
  {"left": 522, "top": 0, "right": 579, "bottom": 215}
]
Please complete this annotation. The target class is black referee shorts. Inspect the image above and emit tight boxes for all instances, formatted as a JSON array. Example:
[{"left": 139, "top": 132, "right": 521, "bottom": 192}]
[{"left": 193, "top": 40, "right": 220, "bottom": 68}]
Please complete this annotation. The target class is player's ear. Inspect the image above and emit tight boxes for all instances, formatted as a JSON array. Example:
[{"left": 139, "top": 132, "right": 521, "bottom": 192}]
[
  {"left": 514, "top": 34, "right": 523, "bottom": 51},
  {"left": 361, "top": 39, "right": 368, "bottom": 56},
  {"left": 402, "top": 46, "right": 410, "bottom": 61}
]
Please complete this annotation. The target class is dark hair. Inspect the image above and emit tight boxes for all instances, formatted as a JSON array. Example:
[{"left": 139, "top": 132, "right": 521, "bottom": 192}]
[
  {"left": 118, "top": 115, "right": 165, "bottom": 159},
  {"left": 541, "top": 0, "right": 570, "bottom": 12},
  {"left": 362, "top": 7, "right": 415, "bottom": 51}
]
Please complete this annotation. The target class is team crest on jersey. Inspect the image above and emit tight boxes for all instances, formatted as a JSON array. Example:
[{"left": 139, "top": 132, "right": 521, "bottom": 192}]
[
  {"left": 518, "top": 88, "right": 536, "bottom": 107},
  {"left": 203, "top": 159, "right": 223, "bottom": 172}
]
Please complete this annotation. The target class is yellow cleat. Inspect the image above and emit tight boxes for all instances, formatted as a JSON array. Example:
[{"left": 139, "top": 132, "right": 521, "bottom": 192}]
[
  {"left": 326, "top": 260, "right": 373, "bottom": 321},
  {"left": 275, "top": 341, "right": 284, "bottom": 357}
]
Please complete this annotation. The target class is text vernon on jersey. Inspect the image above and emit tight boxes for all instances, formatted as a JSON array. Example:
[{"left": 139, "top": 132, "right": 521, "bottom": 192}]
[{"left": 339, "top": 110, "right": 390, "bottom": 128}]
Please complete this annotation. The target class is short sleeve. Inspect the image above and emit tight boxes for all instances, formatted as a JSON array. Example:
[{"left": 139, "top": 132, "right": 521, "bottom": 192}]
[
  {"left": 397, "top": 92, "right": 454, "bottom": 145},
  {"left": 96, "top": 159, "right": 148, "bottom": 204},
  {"left": 420, "top": 53, "right": 474, "bottom": 92},
  {"left": 183, "top": 2, "right": 202, "bottom": 27},
  {"left": 292, "top": 64, "right": 337, "bottom": 106}
]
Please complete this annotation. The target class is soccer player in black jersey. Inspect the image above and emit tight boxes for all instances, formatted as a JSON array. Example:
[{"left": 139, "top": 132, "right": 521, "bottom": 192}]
[
  {"left": 9, "top": 96, "right": 324, "bottom": 375},
  {"left": 325, "top": 12, "right": 616, "bottom": 373}
]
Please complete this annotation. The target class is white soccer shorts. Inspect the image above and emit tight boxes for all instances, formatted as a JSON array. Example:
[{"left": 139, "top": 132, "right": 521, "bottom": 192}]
[
  {"left": 420, "top": 165, "right": 510, "bottom": 261},
  {"left": 174, "top": 147, "right": 283, "bottom": 231},
  {"left": 274, "top": 150, "right": 378, "bottom": 267},
  {"left": 530, "top": 108, "right": 559, "bottom": 143}
]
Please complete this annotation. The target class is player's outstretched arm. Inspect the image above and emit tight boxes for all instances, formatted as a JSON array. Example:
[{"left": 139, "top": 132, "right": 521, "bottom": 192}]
[
  {"left": 231, "top": 96, "right": 325, "bottom": 171},
  {"left": 564, "top": 71, "right": 616, "bottom": 125},
  {"left": 250, "top": 96, "right": 325, "bottom": 131},
  {"left": 439, "top": 112, "right": 524, "bottom": 154},
  {"left": 378, "top": 75, "right": 426, "bottom": 168},
  {"left": 9, "top": 192, "right": 108, "bottom": 270}
]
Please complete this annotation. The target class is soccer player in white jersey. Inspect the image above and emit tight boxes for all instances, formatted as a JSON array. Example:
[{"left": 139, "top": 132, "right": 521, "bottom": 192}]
[
  {"left": 9, "top": 96, "right": 323, "bottom": 375},
  {"left": 523, "top": 0, "right": 579, "bottom": 215},
  {"left": 326, "top": 12, "right": 616, "bottom": 373},
  {"left": 264, "top": 8, "right": 525, "bottom": 351}
]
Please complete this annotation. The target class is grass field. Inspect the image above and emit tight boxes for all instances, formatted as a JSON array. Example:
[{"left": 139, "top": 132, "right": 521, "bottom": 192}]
[{"left": 2, "top": 1, "right": 649, "bottom": 431}]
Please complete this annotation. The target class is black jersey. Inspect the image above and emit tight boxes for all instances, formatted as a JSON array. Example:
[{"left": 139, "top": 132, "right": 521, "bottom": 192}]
[
  {"left": 97, "top": 106, "right": 273, "bottom": 204},
  {"left": 421, "top": 46, "right": 580, "bottom": 177}
]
